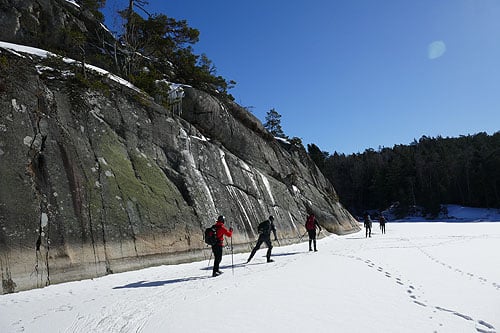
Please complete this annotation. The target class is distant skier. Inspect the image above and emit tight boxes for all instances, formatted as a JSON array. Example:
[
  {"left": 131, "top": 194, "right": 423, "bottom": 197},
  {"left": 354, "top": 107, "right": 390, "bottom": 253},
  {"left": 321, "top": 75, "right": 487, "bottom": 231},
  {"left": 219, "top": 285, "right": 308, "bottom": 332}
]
[
  {"left": 363, "top": 212, "right": 372, "bottom": 238},
  {"left": 211, "top": 215, "right": 233, "bottom": 277},
  {"left": 305, "top": 213, "right": 322, "bottom": 251},
  {"left": 378, "top": 214, "right": 387, "bottom": 234},
  {"left": 247, "top": 215, "right": 278, "bottom": 263}
]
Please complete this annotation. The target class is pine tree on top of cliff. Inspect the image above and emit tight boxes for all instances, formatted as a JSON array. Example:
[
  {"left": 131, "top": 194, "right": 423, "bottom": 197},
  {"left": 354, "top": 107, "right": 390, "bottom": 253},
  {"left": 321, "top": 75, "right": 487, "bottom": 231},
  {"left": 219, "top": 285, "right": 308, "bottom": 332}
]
[
  {"left": 307, "top": 143, "right": 329, "bottom": 171},
  {"left": 264, "top": 108, "right": 286, "bottom": 139},
  {"left": 113, "top": 1, "right": 235, "bottom": 97}
]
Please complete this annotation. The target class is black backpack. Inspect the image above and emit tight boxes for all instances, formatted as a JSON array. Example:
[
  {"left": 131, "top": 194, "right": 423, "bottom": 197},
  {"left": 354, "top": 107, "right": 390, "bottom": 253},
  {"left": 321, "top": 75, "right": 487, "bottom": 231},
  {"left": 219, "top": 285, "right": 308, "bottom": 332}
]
[
  {"left": 204, "top": 225, "right": 218, "bottom": 245},
  {"left": 257, "top": 220, "right": 270, "bottom": 234}
]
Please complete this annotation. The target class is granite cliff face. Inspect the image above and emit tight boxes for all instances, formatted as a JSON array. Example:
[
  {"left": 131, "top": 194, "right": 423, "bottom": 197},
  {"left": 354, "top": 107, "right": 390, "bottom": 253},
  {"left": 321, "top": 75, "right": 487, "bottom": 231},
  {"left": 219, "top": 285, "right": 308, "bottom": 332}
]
[{"left": 0, "top": 0, "right": 359, "bottom": 294}]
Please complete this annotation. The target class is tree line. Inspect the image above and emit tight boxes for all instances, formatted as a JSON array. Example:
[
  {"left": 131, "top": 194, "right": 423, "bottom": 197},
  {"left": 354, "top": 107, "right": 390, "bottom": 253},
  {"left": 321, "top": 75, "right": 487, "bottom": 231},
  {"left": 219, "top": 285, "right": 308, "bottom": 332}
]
[{"left": 308, "top": 132, "right": 500, "bottom": 218}]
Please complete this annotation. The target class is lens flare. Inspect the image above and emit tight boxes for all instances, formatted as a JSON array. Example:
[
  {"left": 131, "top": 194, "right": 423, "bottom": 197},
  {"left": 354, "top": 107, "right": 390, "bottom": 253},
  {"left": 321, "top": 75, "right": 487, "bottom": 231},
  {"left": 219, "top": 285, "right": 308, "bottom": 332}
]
[{"left": 428, "top": 40, "right": 446, "bottom": 59}]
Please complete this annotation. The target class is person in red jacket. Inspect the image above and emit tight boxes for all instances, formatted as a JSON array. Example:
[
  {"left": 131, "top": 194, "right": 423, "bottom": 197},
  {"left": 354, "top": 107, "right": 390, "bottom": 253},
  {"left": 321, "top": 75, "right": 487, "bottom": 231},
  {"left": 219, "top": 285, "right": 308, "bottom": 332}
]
[
  {"left": 212, "top": 215, "right": 233, "bottom": 277},
  {"left": 305, "top": 213, "right": 322, "bottom": 251}
]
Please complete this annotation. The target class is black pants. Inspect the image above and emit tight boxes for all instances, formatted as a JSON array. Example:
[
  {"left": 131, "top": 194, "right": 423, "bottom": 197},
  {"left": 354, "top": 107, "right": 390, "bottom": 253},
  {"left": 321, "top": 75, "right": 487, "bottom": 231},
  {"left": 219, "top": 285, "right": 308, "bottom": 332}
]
[
  {"left": 248, "top": 234, "right": 272, "bottom": 262},
  {"left": 307, "top": 230, "right": 317, "bottom": 250},
  {"left": 380, "top": 223, "right": 386, "bottom": 234},
  {"left": 365, "top": 225, "right": 372, "bottom": 237},
  {"left": 212, "top": 244, "right": 223, "bottom": 275}
]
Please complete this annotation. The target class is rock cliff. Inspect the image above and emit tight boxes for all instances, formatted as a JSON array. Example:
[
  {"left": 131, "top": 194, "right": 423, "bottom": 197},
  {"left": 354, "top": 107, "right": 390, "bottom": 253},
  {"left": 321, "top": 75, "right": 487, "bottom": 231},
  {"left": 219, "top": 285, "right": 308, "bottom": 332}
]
[{"left": 0, "top": 0, "right": 359, "bottom": 294}]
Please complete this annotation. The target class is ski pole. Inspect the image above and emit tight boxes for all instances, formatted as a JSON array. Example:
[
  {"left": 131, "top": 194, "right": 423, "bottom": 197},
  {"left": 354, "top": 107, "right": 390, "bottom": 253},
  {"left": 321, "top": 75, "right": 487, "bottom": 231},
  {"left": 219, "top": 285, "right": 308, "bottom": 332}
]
[
  {"left": 298, "top": 231, "right": 307, "bottom": 241},
  {"left": 207, "top": 250, "right": 212, "bottom": 270},
  {"left": 230, "top": 223, "right": 234, "bottom": 275}
]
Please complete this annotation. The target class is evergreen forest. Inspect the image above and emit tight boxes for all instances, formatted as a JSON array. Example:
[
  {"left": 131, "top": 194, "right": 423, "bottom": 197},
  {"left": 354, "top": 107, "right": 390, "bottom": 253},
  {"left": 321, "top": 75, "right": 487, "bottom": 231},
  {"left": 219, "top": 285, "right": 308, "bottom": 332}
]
[{"left": 308, "top": 132, "right": 500, "bottom": 218}]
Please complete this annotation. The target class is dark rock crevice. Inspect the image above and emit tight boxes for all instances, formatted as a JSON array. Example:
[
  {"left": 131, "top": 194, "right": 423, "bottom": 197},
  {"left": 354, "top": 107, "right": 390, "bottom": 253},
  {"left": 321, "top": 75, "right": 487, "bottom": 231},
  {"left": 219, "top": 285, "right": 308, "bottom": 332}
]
[{"left": 86, "top": 129, "right": 112, "bottom": 274}]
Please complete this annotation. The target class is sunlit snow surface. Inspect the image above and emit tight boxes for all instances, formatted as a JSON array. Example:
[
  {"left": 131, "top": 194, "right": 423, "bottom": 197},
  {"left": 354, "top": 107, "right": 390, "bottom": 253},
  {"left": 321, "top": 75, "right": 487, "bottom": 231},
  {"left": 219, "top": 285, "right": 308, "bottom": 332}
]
[{"left": 1, "top": 221, "right": 499, "bottom": 333}]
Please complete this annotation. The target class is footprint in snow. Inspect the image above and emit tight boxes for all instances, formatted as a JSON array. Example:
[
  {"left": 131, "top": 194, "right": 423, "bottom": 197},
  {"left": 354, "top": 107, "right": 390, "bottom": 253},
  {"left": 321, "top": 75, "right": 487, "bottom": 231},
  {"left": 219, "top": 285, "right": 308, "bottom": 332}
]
[
  {"left": 434, "top": 306, "right": 496, "bottom": 333},
  {"left": 55, "top": 304, "right": 73, "bottom": 312},
  {"left": 413, "top": 300, "right": 427, "bottom": 307}
]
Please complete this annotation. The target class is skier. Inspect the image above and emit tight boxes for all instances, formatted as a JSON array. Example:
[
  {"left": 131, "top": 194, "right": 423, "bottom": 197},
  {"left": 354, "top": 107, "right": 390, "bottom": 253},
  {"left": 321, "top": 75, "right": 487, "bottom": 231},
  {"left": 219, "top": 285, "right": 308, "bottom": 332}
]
[
  {"left": 379, "top": 214, "right": 387, "bottom": 234},
  {"left": 247, "top": 215, "right": 278, "bottom": 263},
  {"left": 211, "top": 215, "right": 233, "bottom": 277},
  {"left": 305, "top": 213, "right": 322, "bottom": 251},
  {"left": 363, "top": 212, "right": 372, "bottom": 238}
]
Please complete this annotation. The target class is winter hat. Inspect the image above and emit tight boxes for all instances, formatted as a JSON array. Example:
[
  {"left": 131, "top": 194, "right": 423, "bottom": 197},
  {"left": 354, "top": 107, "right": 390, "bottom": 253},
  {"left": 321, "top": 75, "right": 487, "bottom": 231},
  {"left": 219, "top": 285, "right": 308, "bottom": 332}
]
[{"left": 217, "top": 215, "right": 225, "bottom": 222}]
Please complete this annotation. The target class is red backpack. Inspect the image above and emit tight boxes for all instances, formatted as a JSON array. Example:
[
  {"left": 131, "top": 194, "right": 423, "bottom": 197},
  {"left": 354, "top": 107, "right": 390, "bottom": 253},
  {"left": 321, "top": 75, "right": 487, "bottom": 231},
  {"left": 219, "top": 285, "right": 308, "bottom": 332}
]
[{"left": 305, "top": 214, "right": 315, "bottom": 230}]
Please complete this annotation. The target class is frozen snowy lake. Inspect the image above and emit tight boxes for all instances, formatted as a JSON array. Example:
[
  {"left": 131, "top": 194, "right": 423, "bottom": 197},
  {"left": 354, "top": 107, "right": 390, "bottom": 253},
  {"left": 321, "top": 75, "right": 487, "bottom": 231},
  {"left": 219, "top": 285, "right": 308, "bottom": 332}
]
[{"left": 1, "top": 222, "right": 499, "bottom": 333}]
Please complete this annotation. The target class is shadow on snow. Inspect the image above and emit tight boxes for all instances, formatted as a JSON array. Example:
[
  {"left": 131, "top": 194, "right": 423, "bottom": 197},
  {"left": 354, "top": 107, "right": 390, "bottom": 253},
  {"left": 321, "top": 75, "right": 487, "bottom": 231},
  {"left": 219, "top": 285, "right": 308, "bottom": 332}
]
[
  {"left": 113, "top": 276, "right": 211, "bottom": 289},
  {"left": 113, "top": 251, "right": 304, "bottom": 289}
]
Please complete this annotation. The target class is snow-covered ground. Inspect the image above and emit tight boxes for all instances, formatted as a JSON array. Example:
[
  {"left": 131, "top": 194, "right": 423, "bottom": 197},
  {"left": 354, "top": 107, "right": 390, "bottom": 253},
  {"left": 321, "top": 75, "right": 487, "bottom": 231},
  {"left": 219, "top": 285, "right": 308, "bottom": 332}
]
[
  {"left": 388, "top": 204, "right": 500, "bottom": 223},
  {"left": 1, "top": 219, "right": 499, "bottom": 333},
  {"left": 439, "top": 205, "right": 500, "bottom": 222}
]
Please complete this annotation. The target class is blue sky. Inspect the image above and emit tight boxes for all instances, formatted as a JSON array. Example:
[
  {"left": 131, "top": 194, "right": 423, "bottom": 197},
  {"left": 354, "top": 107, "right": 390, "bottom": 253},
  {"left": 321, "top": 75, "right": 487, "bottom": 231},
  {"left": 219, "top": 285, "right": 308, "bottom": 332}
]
[{"left": 103, "top": 0, "right": 500, "bottom": 155}]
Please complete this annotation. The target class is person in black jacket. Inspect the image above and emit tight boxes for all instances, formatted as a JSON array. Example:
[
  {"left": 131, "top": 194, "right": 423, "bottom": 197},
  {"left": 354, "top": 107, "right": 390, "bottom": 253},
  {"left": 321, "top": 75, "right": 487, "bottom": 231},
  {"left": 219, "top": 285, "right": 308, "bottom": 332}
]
[
  {"left": 379, "top": 214, "right": 387, "bottom": 234},
  {"left": 363, "top": 212, "right": 372, "bottom": 238},
  {"left": 246, "top": 215, "right": 278, "bottom": 263}
]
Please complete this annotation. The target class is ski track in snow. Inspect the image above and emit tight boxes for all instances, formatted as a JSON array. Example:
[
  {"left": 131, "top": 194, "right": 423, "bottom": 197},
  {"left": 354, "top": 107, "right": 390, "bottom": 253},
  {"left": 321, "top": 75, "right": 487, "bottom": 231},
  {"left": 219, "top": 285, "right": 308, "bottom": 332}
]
[
  {"left": 338, "top": 253, "right": 496, "bottom": 333},
  {"left": 413, "top": 239, "right": 500, "bottom": 293},
  {"left": 335, "top": 231, "right": 497, "bottom": 333}
]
